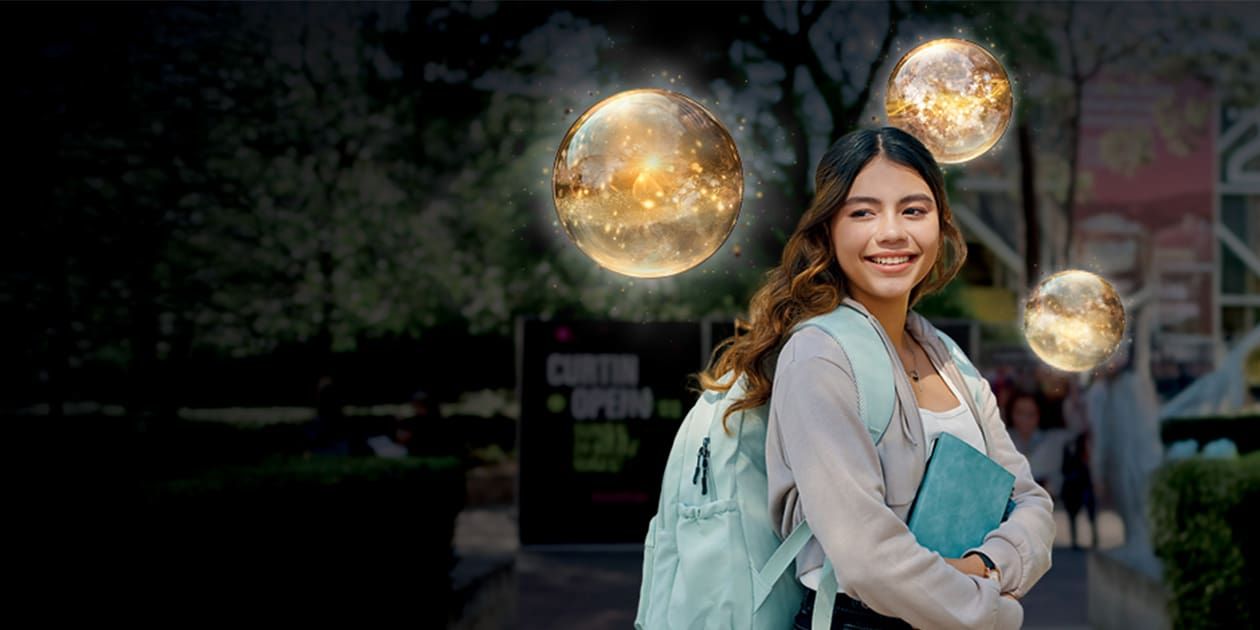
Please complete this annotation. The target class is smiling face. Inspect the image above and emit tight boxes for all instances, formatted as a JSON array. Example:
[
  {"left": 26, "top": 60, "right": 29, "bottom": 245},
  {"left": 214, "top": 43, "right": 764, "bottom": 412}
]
[{"left": 830, "top": 156, "right": 942, "bottom": 310}]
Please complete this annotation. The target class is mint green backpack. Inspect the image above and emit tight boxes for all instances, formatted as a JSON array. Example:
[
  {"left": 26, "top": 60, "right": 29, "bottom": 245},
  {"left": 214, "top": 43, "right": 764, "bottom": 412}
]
[{"left": 633, "top": 305, "right": 987, "bottom": 630}]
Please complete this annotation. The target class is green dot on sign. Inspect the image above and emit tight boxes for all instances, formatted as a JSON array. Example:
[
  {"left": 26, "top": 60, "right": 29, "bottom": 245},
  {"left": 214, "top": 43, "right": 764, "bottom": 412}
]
[{"left": 547, "top": 393, "right": 567, "bottom": 414}]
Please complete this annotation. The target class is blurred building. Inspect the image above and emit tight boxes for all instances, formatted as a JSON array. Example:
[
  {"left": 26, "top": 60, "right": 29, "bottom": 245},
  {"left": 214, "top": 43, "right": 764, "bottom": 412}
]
[{"left": 947, "top": 75, "right": 1259, "bottom": 401}]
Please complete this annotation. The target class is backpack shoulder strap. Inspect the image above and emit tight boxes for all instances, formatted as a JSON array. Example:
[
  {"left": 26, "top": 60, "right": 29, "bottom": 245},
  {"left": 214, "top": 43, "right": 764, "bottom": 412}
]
[
  {"left": 764, "top": 305, "right": 894, "bottom": 620},
  {"left": 752, "top": 520, "right": 813, "bottom": 611},
  {"left": 793, "top": 305, "right": 895, "bottom": 445},
  {"left": 814, "top": 558, "right": 839, "bottom": 630}
]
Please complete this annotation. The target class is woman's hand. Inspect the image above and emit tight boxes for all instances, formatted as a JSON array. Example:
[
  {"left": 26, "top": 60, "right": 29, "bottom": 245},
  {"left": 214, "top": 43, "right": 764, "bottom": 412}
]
[
  {"left": 947, "top": 556, "right": 1021, "bottom": 601},
  {"left": 944, "top": 555, "right": 988, "bottom": 577}
]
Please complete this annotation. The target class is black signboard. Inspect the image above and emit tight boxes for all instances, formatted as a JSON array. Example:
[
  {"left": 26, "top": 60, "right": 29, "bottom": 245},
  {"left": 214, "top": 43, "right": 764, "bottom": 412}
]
[{"left": 516, "top": 318, "right": 702, "bottom": 546}]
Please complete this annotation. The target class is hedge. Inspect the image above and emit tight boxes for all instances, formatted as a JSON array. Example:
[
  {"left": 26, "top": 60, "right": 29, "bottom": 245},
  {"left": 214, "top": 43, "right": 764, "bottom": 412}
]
[
  {"left": 1149, "top": 451, "right": 1260, "bottom": 629},
  {"left": 136, "top": 455, "right": 466, "bottom": 617},
  {"left": 41, "top": 414, "right": 474, "bottom": 613}
]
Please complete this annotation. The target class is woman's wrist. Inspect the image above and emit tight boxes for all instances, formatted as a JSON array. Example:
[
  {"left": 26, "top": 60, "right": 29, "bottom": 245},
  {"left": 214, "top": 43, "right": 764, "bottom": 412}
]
[{"left": 965, "top": 551, "right": 1000, "bottom": 583}]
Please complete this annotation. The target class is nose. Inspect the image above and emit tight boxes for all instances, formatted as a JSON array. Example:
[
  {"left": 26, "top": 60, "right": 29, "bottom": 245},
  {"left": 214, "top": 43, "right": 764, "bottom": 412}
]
[{"left": 875, "top": 210, "right": 909, "bottom": 246}]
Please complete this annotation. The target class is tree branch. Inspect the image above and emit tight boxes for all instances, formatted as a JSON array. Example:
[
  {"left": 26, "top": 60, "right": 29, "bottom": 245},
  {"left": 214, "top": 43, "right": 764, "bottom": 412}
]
[{"left": 845, "top": 0, "right": 903, "bottom": 138}]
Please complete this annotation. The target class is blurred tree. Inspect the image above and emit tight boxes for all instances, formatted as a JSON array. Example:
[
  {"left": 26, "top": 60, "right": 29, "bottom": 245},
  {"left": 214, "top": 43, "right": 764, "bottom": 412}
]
[
  {"left": 13, "top": 1, "right": 1256, "bottom": 411},
  {"left": 1001, "top": 1, "right": 1256, "bottom": 274},
  {"left": 374, "top": 4, "right": 777, "bottom": 334},
  {"left": 378, "top": 1, "right": 982, "bottom": 335},
  {"left": 1052, "top": 2, "right": 1153, "bottom": 264},
  {"left": 1152, "top": 4, "right": 1260, "bottom": 110},
  {"left": 9, "top": 4, "right": 252, "bottom": 414},
  {"left": 189, "top": 4, "right": 416, "bottom": 359}
]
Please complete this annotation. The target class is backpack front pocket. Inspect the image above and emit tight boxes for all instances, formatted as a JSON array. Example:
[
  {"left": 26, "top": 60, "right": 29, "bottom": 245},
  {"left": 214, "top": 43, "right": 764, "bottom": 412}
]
[{"left": 671, "top": 498, "right": 741, "bottom": 628}]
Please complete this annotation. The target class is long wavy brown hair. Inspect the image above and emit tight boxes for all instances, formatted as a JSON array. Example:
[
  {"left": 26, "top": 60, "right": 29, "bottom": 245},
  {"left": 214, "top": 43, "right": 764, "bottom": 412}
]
[{"left": 696, "top": 127, "right": 967, "bottom": 431}]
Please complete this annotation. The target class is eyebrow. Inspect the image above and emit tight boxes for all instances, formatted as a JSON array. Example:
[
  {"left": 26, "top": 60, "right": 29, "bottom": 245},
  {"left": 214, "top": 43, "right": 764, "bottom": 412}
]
[{"left": 842, "top": 193, "right": 935, "bottom": 207}]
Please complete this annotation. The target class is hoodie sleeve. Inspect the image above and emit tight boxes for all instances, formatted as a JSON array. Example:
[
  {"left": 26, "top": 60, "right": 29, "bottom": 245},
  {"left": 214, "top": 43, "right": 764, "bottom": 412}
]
[{"left": 768, "top": 334, "right": 1023, "bottom": 630}]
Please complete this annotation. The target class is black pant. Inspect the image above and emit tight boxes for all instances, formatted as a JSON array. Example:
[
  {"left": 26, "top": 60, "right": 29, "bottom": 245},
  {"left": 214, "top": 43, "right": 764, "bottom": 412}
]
[{"left": 793, "top": 589, "right": 914, "bottom": 630}]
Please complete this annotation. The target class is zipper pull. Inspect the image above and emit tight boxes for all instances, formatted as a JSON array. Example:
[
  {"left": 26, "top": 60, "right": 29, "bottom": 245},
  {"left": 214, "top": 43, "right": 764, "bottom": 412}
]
[
  {"left": 692, "top": 444, "right": 704, "bottom": 485},
  {"left": 700, "top": 437, "right": 711, "bottom": 495}
]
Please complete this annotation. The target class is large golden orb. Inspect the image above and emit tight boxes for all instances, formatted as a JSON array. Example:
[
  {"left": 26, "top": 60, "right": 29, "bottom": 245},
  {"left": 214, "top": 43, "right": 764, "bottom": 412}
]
[
  {"left": 886, "top": 38, "right": 1013, "bottom": 164},
  {"left": 1023, "top": 270, "right": 1127, "bottom": 372},
  {"left": 552, "top": 89, "right": 743, "bottom": 278}
]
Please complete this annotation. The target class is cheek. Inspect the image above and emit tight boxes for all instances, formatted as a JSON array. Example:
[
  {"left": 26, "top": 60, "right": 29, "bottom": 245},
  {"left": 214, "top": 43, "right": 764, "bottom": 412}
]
[
  {"left": 833, "top": 231, "right": 868, "bottom": 277},
  {"left": 918, "top": 222, "right": 942, "bottom": 258},
  {"left": 914, "top": 223, "right": 943, "bottom": 277}
]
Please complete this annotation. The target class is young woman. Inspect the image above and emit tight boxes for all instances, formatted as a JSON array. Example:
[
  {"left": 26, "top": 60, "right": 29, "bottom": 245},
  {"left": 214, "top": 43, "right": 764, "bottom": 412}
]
[{"left": 698, "top": 127, "right": 1055, "bottom": 629}]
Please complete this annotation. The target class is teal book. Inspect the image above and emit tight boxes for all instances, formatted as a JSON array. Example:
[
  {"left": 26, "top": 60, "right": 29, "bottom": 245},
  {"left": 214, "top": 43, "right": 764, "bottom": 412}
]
[{"left": 907, "top": 432, "right": 1016, "bottom": 559}]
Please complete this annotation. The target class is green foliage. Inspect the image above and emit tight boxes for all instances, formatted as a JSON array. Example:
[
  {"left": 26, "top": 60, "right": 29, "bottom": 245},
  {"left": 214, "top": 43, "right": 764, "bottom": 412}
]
[
  {"left": 915, "top": 277, "right": 972, "bottom": 319},
  {"left": 25, "top": 2, "right": 1260, "bottom": 413},
  {"left": 979, "top": 321, "right": 1025, "bottom": 346},
  {"left": 1149, "top": 452, "right": 1260, "bottom": 629}
]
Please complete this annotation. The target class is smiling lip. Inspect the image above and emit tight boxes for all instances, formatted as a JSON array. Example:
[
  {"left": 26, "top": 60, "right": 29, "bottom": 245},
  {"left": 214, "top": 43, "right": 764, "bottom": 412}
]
[{"left": 864, "top": 253, "right": 918, "bottom": 273}]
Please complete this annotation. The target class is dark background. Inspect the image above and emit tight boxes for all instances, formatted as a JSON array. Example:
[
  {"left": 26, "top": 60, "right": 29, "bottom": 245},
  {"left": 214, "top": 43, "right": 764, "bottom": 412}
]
[{"left": 6, "top": 1, "right": 1258, "bottom": 622}]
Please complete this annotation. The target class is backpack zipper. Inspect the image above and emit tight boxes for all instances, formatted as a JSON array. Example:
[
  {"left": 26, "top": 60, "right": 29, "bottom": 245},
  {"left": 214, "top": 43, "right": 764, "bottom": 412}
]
[{"left": 691, "top": 436, "right": 711, "bottom": 495}]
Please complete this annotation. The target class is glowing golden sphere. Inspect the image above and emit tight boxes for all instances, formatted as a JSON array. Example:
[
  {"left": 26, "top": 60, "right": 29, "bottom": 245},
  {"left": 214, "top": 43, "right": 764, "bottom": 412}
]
[
  {"left": 886, "top": 38, "right": 1013, "bottom": 164},
  {"left": 552, "top": 89, "right": 743, "bottom": 278},
  {"left": 1023, "top": 270, "right": 1127, "bottom": 372}
]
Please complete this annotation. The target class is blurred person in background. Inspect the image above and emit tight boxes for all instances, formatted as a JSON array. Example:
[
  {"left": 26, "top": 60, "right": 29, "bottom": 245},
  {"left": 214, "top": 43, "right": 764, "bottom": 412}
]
[
  {"left": 1004, "top": 390, "right": 1068, "bottom": 498},
  {"left": 1060, "top": 430, "right": 1098, "bottom": 549},
  {"left": 1034, "top": 366, "right": 1069, "bottom": 430}
]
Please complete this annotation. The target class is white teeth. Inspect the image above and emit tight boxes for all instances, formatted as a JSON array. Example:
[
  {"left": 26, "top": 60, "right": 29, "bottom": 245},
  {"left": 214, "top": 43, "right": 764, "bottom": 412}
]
[{"left": 871, "top": 256, "right": 910, "bottom": 265}]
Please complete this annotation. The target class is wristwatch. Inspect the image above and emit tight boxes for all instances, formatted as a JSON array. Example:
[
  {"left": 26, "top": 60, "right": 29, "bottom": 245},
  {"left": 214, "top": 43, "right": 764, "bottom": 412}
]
[{"left": 966, "top": 551, "right": 1001, "bottom": 583}]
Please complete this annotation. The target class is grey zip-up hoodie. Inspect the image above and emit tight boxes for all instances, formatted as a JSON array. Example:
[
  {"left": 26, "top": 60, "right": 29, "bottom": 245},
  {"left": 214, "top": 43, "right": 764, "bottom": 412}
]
[{"left": 766, "top": 299, "right": 1055, "bottom": 629}]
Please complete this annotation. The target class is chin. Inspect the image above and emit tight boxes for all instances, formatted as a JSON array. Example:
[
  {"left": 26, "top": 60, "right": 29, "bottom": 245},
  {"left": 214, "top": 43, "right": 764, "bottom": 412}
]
[{"left": 853, "top": 280, "right": 916, "bottom": 303}]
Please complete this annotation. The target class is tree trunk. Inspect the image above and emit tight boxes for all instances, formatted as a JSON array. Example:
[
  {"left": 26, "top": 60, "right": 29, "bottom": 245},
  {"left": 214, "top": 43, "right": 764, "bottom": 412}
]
[
  {"left": 1062, "top": 80, "right": 1085, "bottom": 266},
  {"left": 316, "top": 242, "right": 336, "bottom": 364},
  {"left": 1018, "top": 120, "right": 1040, "bottom": 287},
  {"left": 750, "top": 65, "right": 813, "bottom": 261}
]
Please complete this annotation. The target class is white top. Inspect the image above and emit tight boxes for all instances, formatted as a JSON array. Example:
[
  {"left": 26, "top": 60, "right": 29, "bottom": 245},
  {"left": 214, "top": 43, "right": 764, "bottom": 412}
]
[
  {"left": 801, "top": 371, "right": 985, "bottom": 591},
  {"left": 920, "top": 370, "right": 987, "bottom": 460}
]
